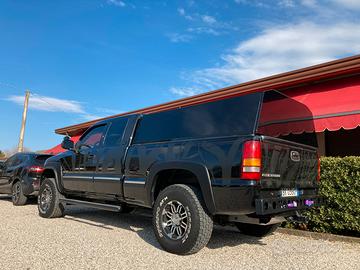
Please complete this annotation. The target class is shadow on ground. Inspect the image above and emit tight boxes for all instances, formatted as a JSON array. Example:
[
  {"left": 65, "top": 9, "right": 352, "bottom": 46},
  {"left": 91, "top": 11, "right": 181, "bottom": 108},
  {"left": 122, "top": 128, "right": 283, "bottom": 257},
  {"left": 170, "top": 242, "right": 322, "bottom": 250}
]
[
  {"left": 63, "top": 206, "right": 265, "bottom": 252},
  {"left": 0, "top": 194, "right": 38, "bottom": 205}
]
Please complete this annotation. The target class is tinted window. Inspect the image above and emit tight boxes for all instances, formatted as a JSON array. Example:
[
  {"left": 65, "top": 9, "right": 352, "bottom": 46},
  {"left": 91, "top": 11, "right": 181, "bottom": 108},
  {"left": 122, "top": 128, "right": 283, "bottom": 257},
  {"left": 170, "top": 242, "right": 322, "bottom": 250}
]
[
  {"left": 134, "top": 93, "right": 262, "bottom": 143},
  {"left": 12, "top": 154, "right": 27, "bottom": 166},
  {"left": 104, "top": 117, "right": 128, "bottom": 147},
  {"left": 35, "top": 155, "right": 52, "bottom": 161},
  {"left": 80, "top": 125, "right": 107, "bottom": 148},
  {"left": 5, "top": 155, "right": 16, "bottom": 166}
]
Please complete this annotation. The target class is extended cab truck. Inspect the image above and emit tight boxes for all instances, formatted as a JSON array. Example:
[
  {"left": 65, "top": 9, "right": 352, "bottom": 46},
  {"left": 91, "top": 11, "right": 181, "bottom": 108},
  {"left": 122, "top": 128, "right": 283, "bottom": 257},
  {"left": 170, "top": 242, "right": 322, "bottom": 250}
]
[{"left": 38, "top": 90, "right": 323, "bottom": 255}]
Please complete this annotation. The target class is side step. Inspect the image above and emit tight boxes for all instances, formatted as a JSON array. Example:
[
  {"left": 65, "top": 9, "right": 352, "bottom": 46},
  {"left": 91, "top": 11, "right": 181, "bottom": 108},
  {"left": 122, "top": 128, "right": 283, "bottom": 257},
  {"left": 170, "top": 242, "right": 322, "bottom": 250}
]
[{"left": 59, "top": 198, "right": 122, "bottom": 212}]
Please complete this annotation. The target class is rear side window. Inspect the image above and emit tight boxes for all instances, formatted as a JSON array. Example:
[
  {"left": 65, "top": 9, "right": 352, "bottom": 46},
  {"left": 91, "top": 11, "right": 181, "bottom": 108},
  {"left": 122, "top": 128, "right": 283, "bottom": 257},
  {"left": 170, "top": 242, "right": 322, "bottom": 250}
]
[
  {"left": 12, "top": 154, "right": 27, "bottom": 166},
  {"left": 133, "top": 93, "right": 262, "bottom": 144},
  {"left": 104, "top": 117, "right": 128, "bottom": 147}
]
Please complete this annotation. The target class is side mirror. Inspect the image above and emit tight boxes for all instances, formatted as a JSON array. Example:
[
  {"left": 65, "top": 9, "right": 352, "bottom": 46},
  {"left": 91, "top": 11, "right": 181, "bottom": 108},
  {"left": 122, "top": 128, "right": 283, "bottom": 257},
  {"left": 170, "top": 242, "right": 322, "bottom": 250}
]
[{"left": 61, "top": 136, "right": 75, "bottom": 150}]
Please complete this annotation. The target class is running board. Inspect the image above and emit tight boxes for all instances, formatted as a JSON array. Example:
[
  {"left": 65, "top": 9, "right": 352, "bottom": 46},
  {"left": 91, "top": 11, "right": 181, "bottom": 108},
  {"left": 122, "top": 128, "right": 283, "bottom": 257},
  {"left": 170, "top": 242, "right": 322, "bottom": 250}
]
[{"left": 59, "top": 198, "right": 122, "bottom": 212}]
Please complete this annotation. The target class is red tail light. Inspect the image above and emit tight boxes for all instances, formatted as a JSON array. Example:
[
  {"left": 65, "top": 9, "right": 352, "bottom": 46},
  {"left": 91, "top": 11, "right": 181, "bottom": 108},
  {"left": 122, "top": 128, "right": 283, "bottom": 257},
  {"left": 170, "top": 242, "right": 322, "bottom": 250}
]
[
  {"left": 317, "top": 155, "right": 321, "bottom": 181},
  {"left": 27, "top": 166, "right": 44, "bottom": 173},
  {"left": 241, "top": 140, "right": 262, "bottom": 180}
]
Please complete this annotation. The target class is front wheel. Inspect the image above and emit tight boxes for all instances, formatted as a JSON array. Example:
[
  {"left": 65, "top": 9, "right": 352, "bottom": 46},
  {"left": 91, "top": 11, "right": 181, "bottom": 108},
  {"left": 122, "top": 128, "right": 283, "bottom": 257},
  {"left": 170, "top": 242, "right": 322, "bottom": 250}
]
[
  {"left": 235, "top": 223, "right": 280, "bottom": 237},
  {"left": 38, "top": 178, "right": 64, "bottom": 218},
  {"left": 153, "top": 184, "right": 213, "bottom": 255},
  {"left": 12, "top": 181, "right": 27, "bottom": 206}
]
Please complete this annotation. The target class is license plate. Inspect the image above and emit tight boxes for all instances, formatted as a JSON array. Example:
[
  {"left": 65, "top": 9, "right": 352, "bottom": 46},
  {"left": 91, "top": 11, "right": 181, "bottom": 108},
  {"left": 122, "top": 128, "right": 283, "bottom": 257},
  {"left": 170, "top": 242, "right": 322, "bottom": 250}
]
[{"left": 281, "top": 189, "right": 298, "bottom": 197}]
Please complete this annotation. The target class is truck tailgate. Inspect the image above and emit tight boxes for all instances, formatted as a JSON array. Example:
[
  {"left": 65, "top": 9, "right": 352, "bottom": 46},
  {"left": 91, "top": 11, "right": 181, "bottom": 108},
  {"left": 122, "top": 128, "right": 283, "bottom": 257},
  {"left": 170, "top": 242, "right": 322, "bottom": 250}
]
[{"left": 260, "top": 136, "right": 318, "bottom": 189}]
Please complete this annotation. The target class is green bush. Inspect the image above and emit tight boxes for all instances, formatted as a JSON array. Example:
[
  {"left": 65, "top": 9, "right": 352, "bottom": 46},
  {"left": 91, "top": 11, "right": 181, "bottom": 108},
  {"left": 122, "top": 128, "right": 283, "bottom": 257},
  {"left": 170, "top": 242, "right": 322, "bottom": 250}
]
[{"left": 304, "top": 156, "right": 360, "bottom": 236}]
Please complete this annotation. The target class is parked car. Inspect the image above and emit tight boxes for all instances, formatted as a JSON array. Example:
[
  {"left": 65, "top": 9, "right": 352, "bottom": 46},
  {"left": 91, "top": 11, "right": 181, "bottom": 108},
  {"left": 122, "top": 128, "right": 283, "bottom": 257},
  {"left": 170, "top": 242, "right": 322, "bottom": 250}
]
[
  {"left": 37, "top": 90, "right": 323, "bottom": 255},
  {"left": 0, "top": 152, "right": 52, "bottom": 205}
]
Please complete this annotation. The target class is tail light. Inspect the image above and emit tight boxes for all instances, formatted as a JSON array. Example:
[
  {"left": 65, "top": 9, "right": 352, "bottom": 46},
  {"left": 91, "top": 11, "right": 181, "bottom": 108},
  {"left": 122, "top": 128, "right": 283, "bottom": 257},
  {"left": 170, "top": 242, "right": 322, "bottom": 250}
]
[
  {"left": 27, "top": 166, "right": 44, "bottom": 173},
  {"left": 241, "top": 140, "right": 262, "bottom": 180},
  {"left": 317, "top": 155, "right": 321, "bottom": 181}
]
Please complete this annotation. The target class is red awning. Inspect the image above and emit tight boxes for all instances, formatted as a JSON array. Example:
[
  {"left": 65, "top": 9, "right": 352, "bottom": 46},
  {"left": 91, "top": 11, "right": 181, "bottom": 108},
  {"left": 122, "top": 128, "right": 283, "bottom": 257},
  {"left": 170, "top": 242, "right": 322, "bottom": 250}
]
[
  {"left": 258, "top": 76, "right": 360, "bottom": 136},
  {"left": 44, "top": 135, "right": 81, "bottom": 155}
]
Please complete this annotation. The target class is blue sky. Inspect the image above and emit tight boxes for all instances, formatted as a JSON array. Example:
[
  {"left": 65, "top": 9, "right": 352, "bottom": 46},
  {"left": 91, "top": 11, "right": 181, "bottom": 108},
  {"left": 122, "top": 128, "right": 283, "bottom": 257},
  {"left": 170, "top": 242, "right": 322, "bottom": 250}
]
[{"left": 0, "top": 0, "right": 359, "bottom": 152}]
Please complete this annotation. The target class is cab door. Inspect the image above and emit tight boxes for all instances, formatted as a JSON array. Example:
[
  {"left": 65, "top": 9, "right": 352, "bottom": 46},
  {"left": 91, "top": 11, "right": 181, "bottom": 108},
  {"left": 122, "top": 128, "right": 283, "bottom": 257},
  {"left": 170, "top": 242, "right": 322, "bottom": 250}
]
[
  {"left": 0, "top": 156, "right": 15, "bottom": 192},
  {"left": 93, "top": 117, "right": 129, "bottom": 196},
  {"left": 0, "top": 154, "right": 24, "bottom": 193},
  {"left": 62, "top": 124, "right": 108, "bottom": 193}
]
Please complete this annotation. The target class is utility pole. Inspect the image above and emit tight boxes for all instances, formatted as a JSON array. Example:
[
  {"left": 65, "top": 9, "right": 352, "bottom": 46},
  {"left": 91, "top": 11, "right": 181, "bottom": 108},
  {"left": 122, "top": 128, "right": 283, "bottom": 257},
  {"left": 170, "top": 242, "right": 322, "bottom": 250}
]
[{"left": 17, "top": 90, "right": 30, "bottom": 152}]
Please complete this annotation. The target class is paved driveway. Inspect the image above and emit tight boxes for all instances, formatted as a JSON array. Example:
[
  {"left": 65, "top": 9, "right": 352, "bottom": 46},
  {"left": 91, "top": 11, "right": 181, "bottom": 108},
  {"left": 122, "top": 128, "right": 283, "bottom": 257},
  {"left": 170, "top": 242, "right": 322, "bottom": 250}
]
[{"left": 0, "top": 195, "right": 359, "bottom": 270}]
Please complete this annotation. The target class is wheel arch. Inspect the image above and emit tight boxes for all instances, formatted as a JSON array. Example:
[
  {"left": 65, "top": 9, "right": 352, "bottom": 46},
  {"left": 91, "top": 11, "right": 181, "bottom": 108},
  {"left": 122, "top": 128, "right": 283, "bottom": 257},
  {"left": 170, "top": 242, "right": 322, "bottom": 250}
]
[
  {"left": 11, "top": 177, "right": 21, "bottom": 188},
  {"left": 40, "top": 164, "right": 63, "bottom": 193},
  {"left": 146, "top": 161, "right": 216, "bottom": 214}
]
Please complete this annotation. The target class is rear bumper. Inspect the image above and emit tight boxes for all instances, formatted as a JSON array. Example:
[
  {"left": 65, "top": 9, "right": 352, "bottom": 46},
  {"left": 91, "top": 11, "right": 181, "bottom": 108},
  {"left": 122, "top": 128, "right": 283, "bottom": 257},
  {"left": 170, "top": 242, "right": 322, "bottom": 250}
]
[
  {"left": 22, "top": 177, "right": 40, "bottom": 196},
  {"left": 255, "top": 195, "right": 325, "bottom": 215}
]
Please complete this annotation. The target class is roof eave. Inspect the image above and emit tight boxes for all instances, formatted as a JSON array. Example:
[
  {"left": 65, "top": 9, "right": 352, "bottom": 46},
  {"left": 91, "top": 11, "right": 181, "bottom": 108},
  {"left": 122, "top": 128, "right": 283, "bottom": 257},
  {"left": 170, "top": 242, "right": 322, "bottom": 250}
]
[{"left": 55, "top": 54, "right": 360, "bottom": 136}]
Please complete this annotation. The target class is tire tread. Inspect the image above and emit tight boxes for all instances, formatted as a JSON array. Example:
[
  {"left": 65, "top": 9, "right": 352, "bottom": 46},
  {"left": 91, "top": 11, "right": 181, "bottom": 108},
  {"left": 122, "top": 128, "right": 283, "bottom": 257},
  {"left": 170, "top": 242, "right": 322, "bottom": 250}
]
[
  {"left": 154, "top": 184, "right": 213, "bottom": 255},
  {"left": 12, "top": 181, "right": 27, "bottom": 206},
  {"left": 38, "top": 178, "right": 64, "bottom": 218}
]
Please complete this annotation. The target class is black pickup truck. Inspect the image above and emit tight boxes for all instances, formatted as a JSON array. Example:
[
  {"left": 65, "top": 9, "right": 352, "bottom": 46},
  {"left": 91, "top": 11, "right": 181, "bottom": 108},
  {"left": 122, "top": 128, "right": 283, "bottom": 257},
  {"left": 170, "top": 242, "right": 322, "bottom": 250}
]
[{"left": 38, "top": 90, "right": 322, "bottom": 254}]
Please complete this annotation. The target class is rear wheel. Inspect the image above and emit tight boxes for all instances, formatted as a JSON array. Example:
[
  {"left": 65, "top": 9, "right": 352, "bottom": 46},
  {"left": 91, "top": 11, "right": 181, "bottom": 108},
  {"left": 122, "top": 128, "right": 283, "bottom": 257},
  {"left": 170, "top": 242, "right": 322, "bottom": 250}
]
[
  {"left": 38, "top": 178, "right": 64, "bottom": 218},
  {"left": 12, "top": 181, "right": 27, "bottom": 206},
  {"left": 235, "top": 223, "right": 280, "bottom": 237},
  {"left": 153, "top": 184, "right": 213, "bottom": 255}
]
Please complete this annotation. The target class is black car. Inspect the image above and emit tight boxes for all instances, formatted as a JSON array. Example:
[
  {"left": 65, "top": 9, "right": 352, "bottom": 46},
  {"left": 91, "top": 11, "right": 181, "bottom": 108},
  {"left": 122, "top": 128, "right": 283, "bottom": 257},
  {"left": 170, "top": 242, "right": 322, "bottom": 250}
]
[
  {"left": 0, "top": 152, "right": 52, "bottom": 205},
  {"left": 38, "top": 90, "right": 322, "bottom": 255}
]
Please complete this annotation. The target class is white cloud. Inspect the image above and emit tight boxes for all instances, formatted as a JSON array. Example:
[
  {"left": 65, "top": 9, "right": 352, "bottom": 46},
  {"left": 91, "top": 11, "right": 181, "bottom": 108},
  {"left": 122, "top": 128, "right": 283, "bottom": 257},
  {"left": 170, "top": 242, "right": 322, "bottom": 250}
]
[
  {"left": 177, "top": 7, "right": 193, "bottom": 20},
  {"left": 178, "top": 8, "right": 185, "bottom": 16},
  {"left": 167, "top": 33, "right": 192, "bottom": 43},
  {"left": 171, "top": 22, "right": 360, "bottom": 97},
  {"left": 80, "top": 113, "right": 104, "bottom": 121},
  {"left": 169, "top": 87, "right": 200, "bottom": 97},
  {"left": 187, "top": 27, "right": 220, "bottom": 36},
  {"left": 234, "top": 0, "right": 270, "bottom": 8},
  {"left": 107, "top": 0, "right": 126, "bottom": 7},
  {"left": 301, "top": 0, "right": 318, "bottom": 8},
  {"left": 278, "top": 0, "right": 295, "bottom": 7},
  {"left": 201, "top": 15, "right": 217, "bottom": 24},
  {"left": 331, "top": 0, "right": 360, "bottom": 9},
  {"left": 95, "top": 107, "right": 124, "bottom": 115},
  {"left": 5, "top": 94, "right": 123, "bottom": 122},
  {"left": 176, "top": 8, "right": 234, "bottom": 38},
  {"left": 6, "top": 95, "right": 85, "bottom": 113}
]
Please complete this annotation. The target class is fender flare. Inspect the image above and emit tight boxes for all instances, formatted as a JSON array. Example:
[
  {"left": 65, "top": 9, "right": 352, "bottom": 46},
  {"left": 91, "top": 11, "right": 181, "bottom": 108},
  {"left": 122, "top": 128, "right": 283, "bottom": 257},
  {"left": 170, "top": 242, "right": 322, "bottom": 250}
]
[
  {"left": 41, "top": 163, "right": 64, "bottom": 193},
  {"left": 146, "top": 161, "right": 216, "bottom": 214}
]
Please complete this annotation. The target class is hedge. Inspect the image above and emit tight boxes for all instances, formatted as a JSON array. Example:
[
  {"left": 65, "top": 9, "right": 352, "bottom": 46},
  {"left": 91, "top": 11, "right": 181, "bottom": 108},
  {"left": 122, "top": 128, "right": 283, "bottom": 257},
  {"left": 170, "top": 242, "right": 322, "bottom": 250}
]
[{"left": 289, "top": 156, "right": 360, "bottom": 237}]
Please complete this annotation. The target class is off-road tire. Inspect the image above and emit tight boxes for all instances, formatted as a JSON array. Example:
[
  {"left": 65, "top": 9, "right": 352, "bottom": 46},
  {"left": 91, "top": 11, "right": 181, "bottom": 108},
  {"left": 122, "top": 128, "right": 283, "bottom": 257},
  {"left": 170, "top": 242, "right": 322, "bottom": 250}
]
[
  {"left": 12, "top": 181, "right": 28, "bottom": 206},
  {"left": 38, "top": 178, "right": 64, "bottom": 218},
  {"left": 235, "top": 223, "right": 280, "bottom": 237},
  {"left": 153, "top": 184, "right": 213, "bottom": 255}
]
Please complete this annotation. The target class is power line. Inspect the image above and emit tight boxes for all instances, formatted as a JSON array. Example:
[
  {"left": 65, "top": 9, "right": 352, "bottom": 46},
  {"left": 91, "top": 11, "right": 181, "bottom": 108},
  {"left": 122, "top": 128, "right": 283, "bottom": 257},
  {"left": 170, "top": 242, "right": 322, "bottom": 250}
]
[{"left": 30, "top": 92, "right": 55, "bottom": 107}]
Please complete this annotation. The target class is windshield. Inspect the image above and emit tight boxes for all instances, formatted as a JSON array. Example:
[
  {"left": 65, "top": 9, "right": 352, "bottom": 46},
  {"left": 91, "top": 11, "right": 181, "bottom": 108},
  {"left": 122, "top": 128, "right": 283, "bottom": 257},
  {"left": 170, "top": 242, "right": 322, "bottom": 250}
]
[{"left": 257, "top": 90, "right": 317, "bottom": 147}]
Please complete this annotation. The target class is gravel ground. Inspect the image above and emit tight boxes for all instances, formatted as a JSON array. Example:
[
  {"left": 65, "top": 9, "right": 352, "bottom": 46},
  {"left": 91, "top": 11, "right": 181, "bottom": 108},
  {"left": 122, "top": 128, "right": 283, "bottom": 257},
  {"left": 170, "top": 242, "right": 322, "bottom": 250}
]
[{"left": 0, "top": 195, "right": 359, "bottom": 270}]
